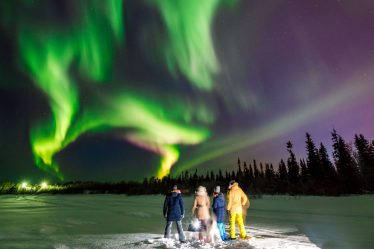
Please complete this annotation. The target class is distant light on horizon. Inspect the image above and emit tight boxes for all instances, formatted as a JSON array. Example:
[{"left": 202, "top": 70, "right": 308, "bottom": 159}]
[
  {"left": 21, "top": 182, "right": 28, "bottom": 189},
  {"left": 40, "top": 182, "right": 48, "bottom": 189}
]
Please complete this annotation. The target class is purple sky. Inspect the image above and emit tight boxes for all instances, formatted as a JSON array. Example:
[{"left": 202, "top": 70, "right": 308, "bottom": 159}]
[{"left": 177, "top": 0, "right": 374, "bottom": 173}]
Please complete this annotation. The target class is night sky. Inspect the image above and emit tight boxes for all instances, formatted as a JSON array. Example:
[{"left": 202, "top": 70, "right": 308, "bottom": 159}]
[{"left": 1, "top": 0, "right": 374, "bottom": 182}]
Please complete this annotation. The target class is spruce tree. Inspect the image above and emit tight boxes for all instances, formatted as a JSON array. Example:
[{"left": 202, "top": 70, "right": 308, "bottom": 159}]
[
  {"left": 210, "top": 171, "right": 215, "bottom": 182},
  {"left": 278, "top": 159, "right": 288, "bottom": 183},
  {"left": 269, "top": 164, "right": 275, "bottom": 180},
  {"left": 260, "top": 162, "right": 265, "bottom": 178},
  {"left": 331, "top": 129, "right": 361, "bottom": 194},
  {"left": 265, "top": 163, "right": 271, "bottom": 181},
  {"left": 248, "top": 164, "right": 254, "bottom": 181},
  {"left": 319, "top": 142, "right": 336, "bottom": 183},
  {"left": 354, "top": 134, "right": 374, "bottom": 191},
  {"left": 306, "top": 133, "right": 322, "bottom": 184},
  {"left": 237, "top": 158, "right": 242, "bottom": 175},
  {"left": 231, "top": 170, "right": 236, "bottom": 180},
  {"left": 278, "top": 159, "right": 288, "bottom": 193},
  {"left": 286, "top": 141, "right": 299, "bottom": 184},
  {"left": 225, "top": 171, "right": 229, "bottom": 182},
  {"left": 237, "top": 157, "right": 244, "bottom": 181},
  {"left": 243, "top": 161, "right": 250, "bottom": 191},
  {"left": 300, "top": 159, "right": 308, "bottom": 182},
  {"left": 218, "top": 169, "right": 223, "bottom": 181},
  {"left": 253, "top": 160, "right": 260, "bottom": 179},
  {"left": 264, "top": 163, "right": 273, "bottom": 193},
  {"left": 243, "top": 161, "right": 249, "bottom": 176}
]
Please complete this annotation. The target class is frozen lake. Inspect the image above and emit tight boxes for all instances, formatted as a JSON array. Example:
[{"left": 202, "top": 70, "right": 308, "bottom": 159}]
[{"left": 0, "top": 195, "right": 373, "bottom": 249}]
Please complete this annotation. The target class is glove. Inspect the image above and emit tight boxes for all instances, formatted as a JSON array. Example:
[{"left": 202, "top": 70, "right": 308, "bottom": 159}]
[
  {"left": 226, "top": 210, "right": 230, "bottom": 216},
  {"left": 181, "top": 214, "right": 185, "bottom": 219}
]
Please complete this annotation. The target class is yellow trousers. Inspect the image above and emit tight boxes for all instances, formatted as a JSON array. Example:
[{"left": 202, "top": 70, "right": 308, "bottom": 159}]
[{"left": 229, "top": 212, "right": 246, "bottom": 239}]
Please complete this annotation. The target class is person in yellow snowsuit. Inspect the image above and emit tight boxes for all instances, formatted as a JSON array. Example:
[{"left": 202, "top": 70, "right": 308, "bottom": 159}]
[{"left": 226, "top": 180, "right": 249, "bottom": 240}]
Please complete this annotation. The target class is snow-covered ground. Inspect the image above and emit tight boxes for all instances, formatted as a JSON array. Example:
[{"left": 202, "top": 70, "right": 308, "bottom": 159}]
[
  {"left": 0, "top": 230, "right": 319, "bottom": 249},
  {"left": 0, "top": 195, "right": 373, "bottom": 248}
]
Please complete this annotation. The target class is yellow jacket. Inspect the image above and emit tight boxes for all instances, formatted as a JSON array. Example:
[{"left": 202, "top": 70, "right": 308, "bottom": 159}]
[{"left": 226, "top": 183, "right": 248, "bottom": 214}]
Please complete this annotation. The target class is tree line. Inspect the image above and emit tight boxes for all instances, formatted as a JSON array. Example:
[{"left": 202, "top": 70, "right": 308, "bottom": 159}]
[
  {"left": 155, "top": 130, "right": 374, "bottom": 196},
  {"left": 1, "top": 130, "right": 374, "bottom": 196}
]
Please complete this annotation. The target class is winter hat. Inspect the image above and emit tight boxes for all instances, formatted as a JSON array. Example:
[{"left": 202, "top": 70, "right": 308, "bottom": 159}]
[
  {"left": 228, "top": 180, "right": 236, "bottom": 189},
  {"left": 214, "top": 186, "right": 220, "bottom": 193},
  {"left": 196, "top": 186, "right": 207, "bottom": 195}
]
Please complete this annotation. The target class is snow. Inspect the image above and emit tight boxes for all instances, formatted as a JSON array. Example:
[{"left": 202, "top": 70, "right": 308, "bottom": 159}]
[
  {"left": 1, "top": 232, "right": 318, "bottom": 249},
  {"left": 0, "top": 195, "right": 373, "bottom": 248}
]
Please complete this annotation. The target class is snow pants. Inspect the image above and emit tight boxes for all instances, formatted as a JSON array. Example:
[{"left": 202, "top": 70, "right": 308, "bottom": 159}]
[
  {"left": 164, "top": 220, "right": 186, "bottom": 241},
  {"left": 217, "top": 222, "right": 227, "bottom": 241},
  {"left": 229, "top": 212, "right": 246, "bottom": 239}
]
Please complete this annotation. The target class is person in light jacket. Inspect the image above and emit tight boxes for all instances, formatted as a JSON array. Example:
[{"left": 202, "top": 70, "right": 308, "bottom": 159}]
[{"left": 192, "top": 186, "right": 211, "bottom": 242}]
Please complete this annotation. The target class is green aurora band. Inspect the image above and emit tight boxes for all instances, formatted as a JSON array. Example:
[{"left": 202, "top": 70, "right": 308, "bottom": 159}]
[
  {"left": 19, "top": 0, "right": 124, "bottom": 179},
  {"left": 151, "top": 0, "right": 222, "bottom": 90},
  {"left": 13, "top": 0, "right": 236, "bottom": 179},
  {"left": 64, "top": 91, "right": 211, "bottom": 178}
]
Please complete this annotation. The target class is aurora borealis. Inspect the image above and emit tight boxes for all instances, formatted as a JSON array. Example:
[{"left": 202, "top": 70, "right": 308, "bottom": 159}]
[{"left": 1, "top": 0, "right": 374, "bottom": 181}]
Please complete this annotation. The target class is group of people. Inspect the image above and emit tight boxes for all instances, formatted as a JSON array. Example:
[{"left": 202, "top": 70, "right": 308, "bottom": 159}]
[{"left": 163, "top": 180, "right": 250, "bottom": 243}]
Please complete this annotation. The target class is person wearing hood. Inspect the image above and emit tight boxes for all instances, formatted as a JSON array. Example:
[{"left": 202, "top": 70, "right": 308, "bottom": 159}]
[
  {"left": 212, "top": 186, "right": 227, "bottom": 241},
  {"left": 163, "top": 185, "right": 186, "bottom": 242},
  {"left": 192, "top": 186, "right": 211, "bottom": 242},
  {"left": 226, "top": 180, "right": 249, "bottom": 240}
]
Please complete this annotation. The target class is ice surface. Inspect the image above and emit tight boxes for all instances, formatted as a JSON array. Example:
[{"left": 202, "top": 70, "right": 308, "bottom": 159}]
[{"left": 0, "top": 195, "right": 373, "bottom": 248}]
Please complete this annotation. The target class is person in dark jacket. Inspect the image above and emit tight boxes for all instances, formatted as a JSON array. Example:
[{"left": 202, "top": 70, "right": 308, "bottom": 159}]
[
  {"left": 212, "top": 186, "right": 227, "bottom": 241},
  {"left": 163, "top": 185, "right": 186, "bottom": 242}
]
